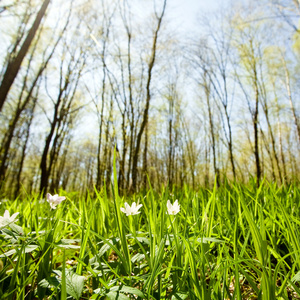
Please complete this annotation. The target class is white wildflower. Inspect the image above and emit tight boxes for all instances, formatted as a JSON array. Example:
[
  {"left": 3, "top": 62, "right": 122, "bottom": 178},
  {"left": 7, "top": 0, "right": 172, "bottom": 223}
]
[
  {"left": 0, "top": 210, "right": 19, "bottom": 228},
  {"left": 167, "top": 199, "right": 180, "bottom": 215},
  {"left": 47, "top": 193, "right": 66, "bottom": 210},
  {"left": 120, "top": 202, "right": 142, "bottom": 216}
]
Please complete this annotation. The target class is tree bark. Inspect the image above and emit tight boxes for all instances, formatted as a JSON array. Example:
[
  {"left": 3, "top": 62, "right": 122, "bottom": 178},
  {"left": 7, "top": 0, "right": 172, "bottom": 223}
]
[
  {"left": 142, "top": 122, "right": 149, "bottom": 188},
  {"left": 253, "top": 71, "right": 261, "bottom": 186},
  {"left": 0, "top": 0, "right": 51, "bottom": 111}
]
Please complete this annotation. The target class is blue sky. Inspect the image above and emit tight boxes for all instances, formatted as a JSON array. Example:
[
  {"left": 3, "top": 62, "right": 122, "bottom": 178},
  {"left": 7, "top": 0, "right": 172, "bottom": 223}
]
[{"left": 168, "top": 0, "right": 224, "bottom": 31}]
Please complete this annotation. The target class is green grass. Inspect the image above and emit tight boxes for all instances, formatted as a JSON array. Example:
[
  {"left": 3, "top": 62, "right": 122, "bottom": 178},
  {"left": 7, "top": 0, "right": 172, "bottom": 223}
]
[{"left": 0, "top": 180, "right": 299, "bottom": 299}]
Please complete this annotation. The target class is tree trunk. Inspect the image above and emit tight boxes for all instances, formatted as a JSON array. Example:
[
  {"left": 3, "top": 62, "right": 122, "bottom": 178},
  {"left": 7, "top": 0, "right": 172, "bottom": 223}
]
[
  {"left": 275, "top": 94, "right": 287, "bottom": 183},
  {"left": 142, "top": 122, "right": 148, "bottom": 188},
  {"left": 13, "top": 97, "right": 37, "bottom": 198},
  {"left": 96, "top": 69, "right": 106, "bottom": 190},
  {"left": 253, "top": 73, "right": 261, "bottom": 186},
  {"left": 131, "top": 0, "right": 166, "bottom": 192},
  {"left": 281, "top": 54, "right": 300, "bottom": 146},
  {"left": 204, "top": 73, "right": 220, "bottom": 187},
  {"left": 40, "top": 70, "right": 71, "bottom": 195},
  {"left": 0, "top": 51, "right": 54, "bottom": 183},
  {"left": 0, "top": 0, "right": 51, "bottom": 111},
  {"left": 39, "top": 111, "right": 59, "bottom": 195},
  {"left": 224, "top": 108, "right": 236, "bottom": 179}
]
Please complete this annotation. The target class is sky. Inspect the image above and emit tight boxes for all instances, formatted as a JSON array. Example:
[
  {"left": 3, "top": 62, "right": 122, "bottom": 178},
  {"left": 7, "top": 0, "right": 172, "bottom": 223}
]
[
  {"left": 129, "top": 0, "right": 228, "bottom": 37},
  {"left": 168, "top": 0, "right": 225, "bottom": 32}
]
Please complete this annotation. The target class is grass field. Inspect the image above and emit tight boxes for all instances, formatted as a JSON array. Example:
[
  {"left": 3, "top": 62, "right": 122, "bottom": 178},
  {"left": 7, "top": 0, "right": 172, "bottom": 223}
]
[{"left": 0, "top": 176, "right": 300, "bottom": 299}]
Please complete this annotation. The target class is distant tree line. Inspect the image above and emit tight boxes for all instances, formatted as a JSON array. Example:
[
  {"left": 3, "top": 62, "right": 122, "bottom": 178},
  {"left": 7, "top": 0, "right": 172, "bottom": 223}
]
[{"left": 0, "top": 0, "right": 299, "bottom": 198}]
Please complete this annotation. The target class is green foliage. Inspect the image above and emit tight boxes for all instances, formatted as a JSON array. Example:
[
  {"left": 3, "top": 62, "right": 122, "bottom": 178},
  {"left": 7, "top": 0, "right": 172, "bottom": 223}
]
[{"left": 0, "top": 181, "right": 299, "bottom": 299}]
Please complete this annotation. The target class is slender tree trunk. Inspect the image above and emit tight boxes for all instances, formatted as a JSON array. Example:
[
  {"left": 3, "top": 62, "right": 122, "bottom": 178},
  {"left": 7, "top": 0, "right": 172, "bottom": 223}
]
[
  {"left": 118, "top": 112, "right": 127, "bottom": 193},
  {"left": 253, "top": 93, "right": 260, "bottom": 186},
  {"left": 0, "top": 6, "right": 68, "bottom": 188},
  {"left": 275, "top": 95, "right": 287, "bottom": 182},
  {"left": 184, "top": 126, "right": 196, "bottom": 190},
  {"left": 260, "top": 127, "right": 276, "bottom": 181},
  {"left": 14, "top": 97, "right": 37, "bottom": 198},
  {"left": 0, "top": 0, "right": 51, "bottom": 111},
  {"left": 40, "top": 71, "right": 70, "bottom": 194},
  {"left": 168, "top": 115, "right": 173, "bottom": 186},
  {"left": 40, "top": 37, "right": 84, "bottom": 195},
  {"left": 103, "top": 96, "right": 114, "bottom": 195},
  {"left": 224, "top": 108, "right": 236, "bottom": 179},
  {"left": 125, "top": 21, "right": 134, "bottom": 191},
  {"left": 281, "top": 54, "right": 300, "bottom": 145},
  {"left": 142, "top": 123, "right": 148, "bottom": 188},
  {"left": 253, "top": 66, "right": 261, "bottom": 187},
  {"left": 96, "top": 69, "right": 106, "bottom": 190},
  {"left": 262, "top": 104, "right": 282, "bottom": 183},
  {"left": 39, "top": 112, "right": 59, "bottom": 195},
  {"left": 204, "top": 74, "right": 220, "bottom": 187},
  {"left": 259, "top": 73, "right": 282, "bottom": 183},
  {"left": 131, "top": 0, "right": 166, "bottom": 192},
  {"left": 0, "top": 52, "right": 54, "bottom": 183},
  {"left": 167, "top": 92, "right": 174, "bottom": 187},
  {"left": 204, "top": 140, "right": 210, "bottom": 187},
  {"left": 180, "top": 155, "right": 186, "bottom": 189}
]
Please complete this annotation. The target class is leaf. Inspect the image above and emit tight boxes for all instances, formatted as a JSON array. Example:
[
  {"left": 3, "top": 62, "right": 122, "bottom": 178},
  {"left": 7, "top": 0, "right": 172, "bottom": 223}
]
[
  {"left": 98, "top": 242, "right": 112, "bottom": 256},
  {"left": 90, "top": 238, "right": 120, "bottom": 264},
  {"left": 56, "top": 244, "right": 81, "bottom": 249},
  {"left": 106, "top": 291, "right": 130, "bottom": 300},
  {"left": 9, "top": 223, "right": 24, "bottom": 236},
  {"left": 65, "top": 270, "right": 85, "bottom": 300},
  {"left": 0, "top": 244, "right": 38, "bottom": 257},
  {"left": 119, "top": 285, "right": 145, "bottom": 298},
  {"left": 25, "top": 244, "right": 39, "bottom": 252},
  {"left": 39, "top": 277, "right": 60, "bottom": 288},
  {"left": 135, "top": 236, "right": 150, "bottom": 245},
  {"left": 0, "top": 249, "right": 16, "bottom": 257},
  {"left": 171, "top": 292, "right": 189, "bottom": 300},
  {"left": 292, "top": 271, "right": 300, "bottom": 283},
  {"left": 92, "top": 287, "right": 106, "bottom": 296},
  {"left": 1, "top": 228, "right": 19, "bottom": 242},
  {"left": 60, "top": 238, "right": 81, "bottom": 244},
  {"left": 109, "top": 285, "right": 145, "bottom": 298},
  {"left": 131, "top": 253, "right": 145, "bottom": 263},
  {"left": 43, "top": 269, "right": 85, "bottom": 300},
  {"left": 56, "top": 238, "right": 81, "bottom": 249},
  {"left": 90, "top": 294, "right": 102, "bottom": 299},
  {"left": 196, "top": 237, "right": 224, "bottom": 244}
]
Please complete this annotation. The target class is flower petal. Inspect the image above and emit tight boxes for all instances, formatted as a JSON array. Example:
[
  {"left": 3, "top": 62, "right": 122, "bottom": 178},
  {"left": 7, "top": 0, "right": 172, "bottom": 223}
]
[{"left": 10, "top": 212, "right": 19, "bottom": 221}]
